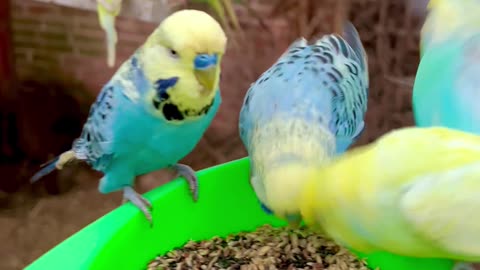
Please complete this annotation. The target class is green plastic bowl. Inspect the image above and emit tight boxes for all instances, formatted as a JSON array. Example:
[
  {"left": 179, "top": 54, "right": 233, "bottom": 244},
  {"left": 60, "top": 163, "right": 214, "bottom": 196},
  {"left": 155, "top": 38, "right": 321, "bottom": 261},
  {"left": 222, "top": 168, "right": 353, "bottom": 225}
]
[{"left": 26, "top": 157, "right": 454, "bottom": 270}]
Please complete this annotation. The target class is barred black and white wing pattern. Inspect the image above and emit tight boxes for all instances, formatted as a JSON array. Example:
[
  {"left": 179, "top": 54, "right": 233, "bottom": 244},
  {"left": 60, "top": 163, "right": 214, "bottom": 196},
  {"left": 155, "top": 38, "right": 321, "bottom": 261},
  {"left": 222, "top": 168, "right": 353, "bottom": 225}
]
[
  {"left": 315, "top": 22, "right": 369, "bottom": 141},
  {"left": 239, "top": 22, "right": 369, "bottom": 152},
  {"left": 72, "top": 84, "right": 118, "bottom": 171}
]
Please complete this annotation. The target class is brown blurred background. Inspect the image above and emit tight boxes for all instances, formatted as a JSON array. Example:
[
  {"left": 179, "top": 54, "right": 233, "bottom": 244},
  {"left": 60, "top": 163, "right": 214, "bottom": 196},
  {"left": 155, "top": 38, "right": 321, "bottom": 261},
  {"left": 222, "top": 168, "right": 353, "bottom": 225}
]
[{"left": 0, "top": 0, "right": 424, "bottom": 269}]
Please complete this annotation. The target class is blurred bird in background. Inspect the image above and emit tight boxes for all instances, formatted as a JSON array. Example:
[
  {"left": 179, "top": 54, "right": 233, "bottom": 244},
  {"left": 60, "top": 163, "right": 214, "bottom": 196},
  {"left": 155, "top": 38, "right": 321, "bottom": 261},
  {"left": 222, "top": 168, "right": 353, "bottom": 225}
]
[{"left": 96, "top": 0, "right": 123, "bottom": 67}]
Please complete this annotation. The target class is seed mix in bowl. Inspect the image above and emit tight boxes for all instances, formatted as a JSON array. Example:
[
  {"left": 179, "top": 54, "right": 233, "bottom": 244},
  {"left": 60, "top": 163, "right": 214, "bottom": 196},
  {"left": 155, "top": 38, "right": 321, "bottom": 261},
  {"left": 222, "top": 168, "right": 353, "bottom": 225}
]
[{"left": 147, "top": 224, "right": 370, "bottom": 270}]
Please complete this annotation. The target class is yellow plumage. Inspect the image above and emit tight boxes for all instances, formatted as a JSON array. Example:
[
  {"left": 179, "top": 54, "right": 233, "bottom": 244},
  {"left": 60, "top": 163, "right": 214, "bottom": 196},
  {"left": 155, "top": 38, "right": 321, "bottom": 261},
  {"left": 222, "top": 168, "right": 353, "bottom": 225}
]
[{"left": 300, "top": 126, "right": 480, "bottom": 260}]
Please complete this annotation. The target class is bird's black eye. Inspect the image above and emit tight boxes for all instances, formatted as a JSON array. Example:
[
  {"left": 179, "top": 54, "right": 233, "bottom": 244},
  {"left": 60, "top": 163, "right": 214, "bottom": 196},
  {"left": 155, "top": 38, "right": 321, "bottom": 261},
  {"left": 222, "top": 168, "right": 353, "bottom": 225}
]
[{"left": 169, "top": 49, "right": 179, "bottom": 58}]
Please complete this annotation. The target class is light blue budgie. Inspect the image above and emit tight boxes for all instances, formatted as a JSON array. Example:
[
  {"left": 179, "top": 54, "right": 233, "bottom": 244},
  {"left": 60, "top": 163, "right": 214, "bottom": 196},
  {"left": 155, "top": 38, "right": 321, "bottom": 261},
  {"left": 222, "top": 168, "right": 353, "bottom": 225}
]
[
  {"left": 413, "top": 0, "right": 480, "bottom": 134},
  {"left": 30, "top": 9, "right": 227, "bottom": 224},
  {"left": 238, "top": 21, "right": 369, "bottom": 225}
]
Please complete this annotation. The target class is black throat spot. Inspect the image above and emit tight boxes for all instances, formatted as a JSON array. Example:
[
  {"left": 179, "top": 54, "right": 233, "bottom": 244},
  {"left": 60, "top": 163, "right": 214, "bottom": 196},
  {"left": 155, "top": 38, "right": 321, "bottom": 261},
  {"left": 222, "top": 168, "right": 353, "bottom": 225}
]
[
  {"left": 162, "top": 103, "right": 184, "bottom": 121},
  {"left": 161, "top": 99, "right": 215, "bottom": 122}
]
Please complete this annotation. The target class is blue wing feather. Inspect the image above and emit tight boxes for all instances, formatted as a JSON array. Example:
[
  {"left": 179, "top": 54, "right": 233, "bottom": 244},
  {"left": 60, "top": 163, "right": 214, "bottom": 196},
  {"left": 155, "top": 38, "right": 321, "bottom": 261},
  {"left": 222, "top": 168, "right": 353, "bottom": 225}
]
[
  {"left": 73, "top": 83, "right": 119, "bottom": 171},
  {"left": 72, "top": 54, "right": 145, "bottom": 171}
]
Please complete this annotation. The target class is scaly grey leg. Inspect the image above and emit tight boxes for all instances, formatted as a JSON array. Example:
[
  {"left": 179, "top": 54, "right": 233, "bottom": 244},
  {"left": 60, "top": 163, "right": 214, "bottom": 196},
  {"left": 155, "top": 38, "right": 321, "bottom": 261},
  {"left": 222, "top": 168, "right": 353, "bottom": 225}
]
[
  {"left": 123, "top": 186, "right": 153, "bottom": 225},
  {"left": 171, "top": 163, "right": 199, "bottom": 202}
]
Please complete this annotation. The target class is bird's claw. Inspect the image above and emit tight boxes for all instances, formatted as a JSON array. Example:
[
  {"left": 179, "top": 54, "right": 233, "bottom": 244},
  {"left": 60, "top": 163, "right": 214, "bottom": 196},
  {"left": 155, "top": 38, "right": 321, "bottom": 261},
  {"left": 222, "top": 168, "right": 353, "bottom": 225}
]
[
  {"left": 123, "top": 186, "right": 153, "bottom": 225},
  {"left": 171, "top": 163, "right": 199, "bottom": 202}
]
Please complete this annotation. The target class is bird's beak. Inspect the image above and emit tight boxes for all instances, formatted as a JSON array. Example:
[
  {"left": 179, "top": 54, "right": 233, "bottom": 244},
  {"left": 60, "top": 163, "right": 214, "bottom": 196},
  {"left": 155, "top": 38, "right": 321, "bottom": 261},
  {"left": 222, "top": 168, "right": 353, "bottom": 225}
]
[{"left": 194, "top": 53, "right": 219, "bottom": 94}]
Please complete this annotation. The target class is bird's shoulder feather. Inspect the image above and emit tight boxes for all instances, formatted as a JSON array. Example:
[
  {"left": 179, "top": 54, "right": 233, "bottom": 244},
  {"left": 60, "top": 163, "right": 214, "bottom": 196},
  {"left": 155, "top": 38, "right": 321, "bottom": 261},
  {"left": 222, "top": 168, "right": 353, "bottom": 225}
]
[{"left": 73, "top": 81, "right": 132, "bottom": 171}]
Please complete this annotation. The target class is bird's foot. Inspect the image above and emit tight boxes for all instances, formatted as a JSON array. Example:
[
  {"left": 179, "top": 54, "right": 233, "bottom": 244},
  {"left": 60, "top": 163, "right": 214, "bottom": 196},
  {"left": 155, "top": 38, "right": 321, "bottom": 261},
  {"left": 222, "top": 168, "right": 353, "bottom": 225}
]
[
  {"left": 171, "top": 163, "right": 199, "bottom": 202},
  {"left": 123, "top": 186, "right": 153, "bottom": 225}
]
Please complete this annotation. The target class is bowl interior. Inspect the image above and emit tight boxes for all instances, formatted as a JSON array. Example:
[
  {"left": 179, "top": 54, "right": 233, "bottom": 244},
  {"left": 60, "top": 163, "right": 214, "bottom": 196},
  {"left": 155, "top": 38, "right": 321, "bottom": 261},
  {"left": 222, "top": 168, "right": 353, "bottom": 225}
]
[{"left": 25, "top": 157, "right": 454, "bottom": 270}]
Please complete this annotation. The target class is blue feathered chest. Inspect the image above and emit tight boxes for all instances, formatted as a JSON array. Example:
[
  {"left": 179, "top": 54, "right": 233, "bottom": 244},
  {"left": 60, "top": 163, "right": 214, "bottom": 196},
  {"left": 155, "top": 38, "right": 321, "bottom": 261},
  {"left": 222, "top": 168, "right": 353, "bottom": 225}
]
[{"left": 72, "top": 54, "right": 221, "bottom": 175}]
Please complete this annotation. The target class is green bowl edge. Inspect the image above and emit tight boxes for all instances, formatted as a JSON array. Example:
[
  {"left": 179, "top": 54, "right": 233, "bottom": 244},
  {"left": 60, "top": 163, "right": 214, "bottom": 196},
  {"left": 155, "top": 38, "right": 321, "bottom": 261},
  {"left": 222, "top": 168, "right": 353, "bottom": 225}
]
[{"left": 25, "top": 157, "right": 454, "bottom": 270}]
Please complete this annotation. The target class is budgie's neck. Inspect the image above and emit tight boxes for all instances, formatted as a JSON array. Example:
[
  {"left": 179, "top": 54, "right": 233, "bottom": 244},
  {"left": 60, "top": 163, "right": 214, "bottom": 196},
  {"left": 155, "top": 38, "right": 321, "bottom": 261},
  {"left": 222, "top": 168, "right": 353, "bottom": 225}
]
[
  {"left": 422, "top": 0, "right": 480, "bottom": 51},
  {"left": 250, "top": 115, "right": 335, "bottom": 218}
]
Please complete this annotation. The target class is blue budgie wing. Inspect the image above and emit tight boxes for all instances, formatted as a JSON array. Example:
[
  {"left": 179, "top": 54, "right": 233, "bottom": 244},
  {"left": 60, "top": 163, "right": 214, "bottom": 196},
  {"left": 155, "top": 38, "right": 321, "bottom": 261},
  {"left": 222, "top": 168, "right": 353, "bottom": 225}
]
[
  {"left": 73, "top": 55, "right": 151, "bottom": 171},
  {"left": 239, "top": 38, "right": 308, "bottom": 151},
  {"left": 328, "top": 22, "right": 369, "bottom": 152},
  {"left": 29, "top": 62, "right": 136, "bottom": 182},
  {"left": 73, "top": 83, "right": 119, "bottom": 171}
]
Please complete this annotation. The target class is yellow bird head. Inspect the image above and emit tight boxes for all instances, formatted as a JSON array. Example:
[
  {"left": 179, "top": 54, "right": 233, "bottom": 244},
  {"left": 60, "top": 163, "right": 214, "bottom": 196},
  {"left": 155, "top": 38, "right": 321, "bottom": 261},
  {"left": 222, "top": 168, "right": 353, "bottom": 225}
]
[
  {"left": 140, "top": 9, "right": 227, "bottom": 121},
  {"left": 261, "top": 162, "right": 318, "bottom": 227}
]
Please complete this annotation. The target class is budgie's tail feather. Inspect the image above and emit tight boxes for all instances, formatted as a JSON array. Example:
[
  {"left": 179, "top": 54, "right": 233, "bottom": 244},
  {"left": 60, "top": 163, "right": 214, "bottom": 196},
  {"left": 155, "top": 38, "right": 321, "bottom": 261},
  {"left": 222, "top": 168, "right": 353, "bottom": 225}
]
[
  {"left": 30, "top": 150, "right": 77, "bottom": 183},
  {"left": 30, "top": 156, "right": 59, "bottom": 183},
  {"left": 342, "top": 21, "right": 368, "bottom": 72}
]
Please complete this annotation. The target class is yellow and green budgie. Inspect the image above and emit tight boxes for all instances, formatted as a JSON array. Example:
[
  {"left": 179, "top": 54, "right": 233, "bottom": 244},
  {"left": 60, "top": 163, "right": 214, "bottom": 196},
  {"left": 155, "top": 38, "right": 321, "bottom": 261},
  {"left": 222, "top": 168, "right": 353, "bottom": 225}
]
[
  {"left": 299, "top": 126, "right": 480, "bottom": 270},
  {"left": 96, "top": 0, "right": 123, "bottom": 67},
  {"left": 238, "top": 22, "right": 369, "bottom": 226},
  {"left": 413, "top": 0, "right": 480, "bottom": 133},
  {"left": 30, "top": 10, "right": 227, "bottom": 224}
]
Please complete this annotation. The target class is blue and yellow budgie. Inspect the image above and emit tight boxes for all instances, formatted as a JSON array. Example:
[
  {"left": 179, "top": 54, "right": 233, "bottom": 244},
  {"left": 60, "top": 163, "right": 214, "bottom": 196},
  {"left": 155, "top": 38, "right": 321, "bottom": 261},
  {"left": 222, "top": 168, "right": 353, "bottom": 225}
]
[
  {"left": 30, "top": 9, "right": 227, "bottom": 224},
  {"left": 96, "top": 0, "right": 123, "bottom": 67},
  {"left": 238, "top": 22, "right": 369, "bottom": 226},
  {"left": 413, "top": 0, "right": 480, "bottom": 133},
  {"left": 299, "top": 126, "right": 480, "bottom": 270}
]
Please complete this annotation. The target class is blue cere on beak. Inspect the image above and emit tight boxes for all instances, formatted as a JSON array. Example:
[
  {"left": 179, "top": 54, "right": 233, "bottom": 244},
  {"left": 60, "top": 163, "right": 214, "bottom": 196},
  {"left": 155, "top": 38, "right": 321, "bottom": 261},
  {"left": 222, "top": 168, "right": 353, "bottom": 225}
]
[{"left": 194, "top": 53, "right": 218, "bottom": 70}]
